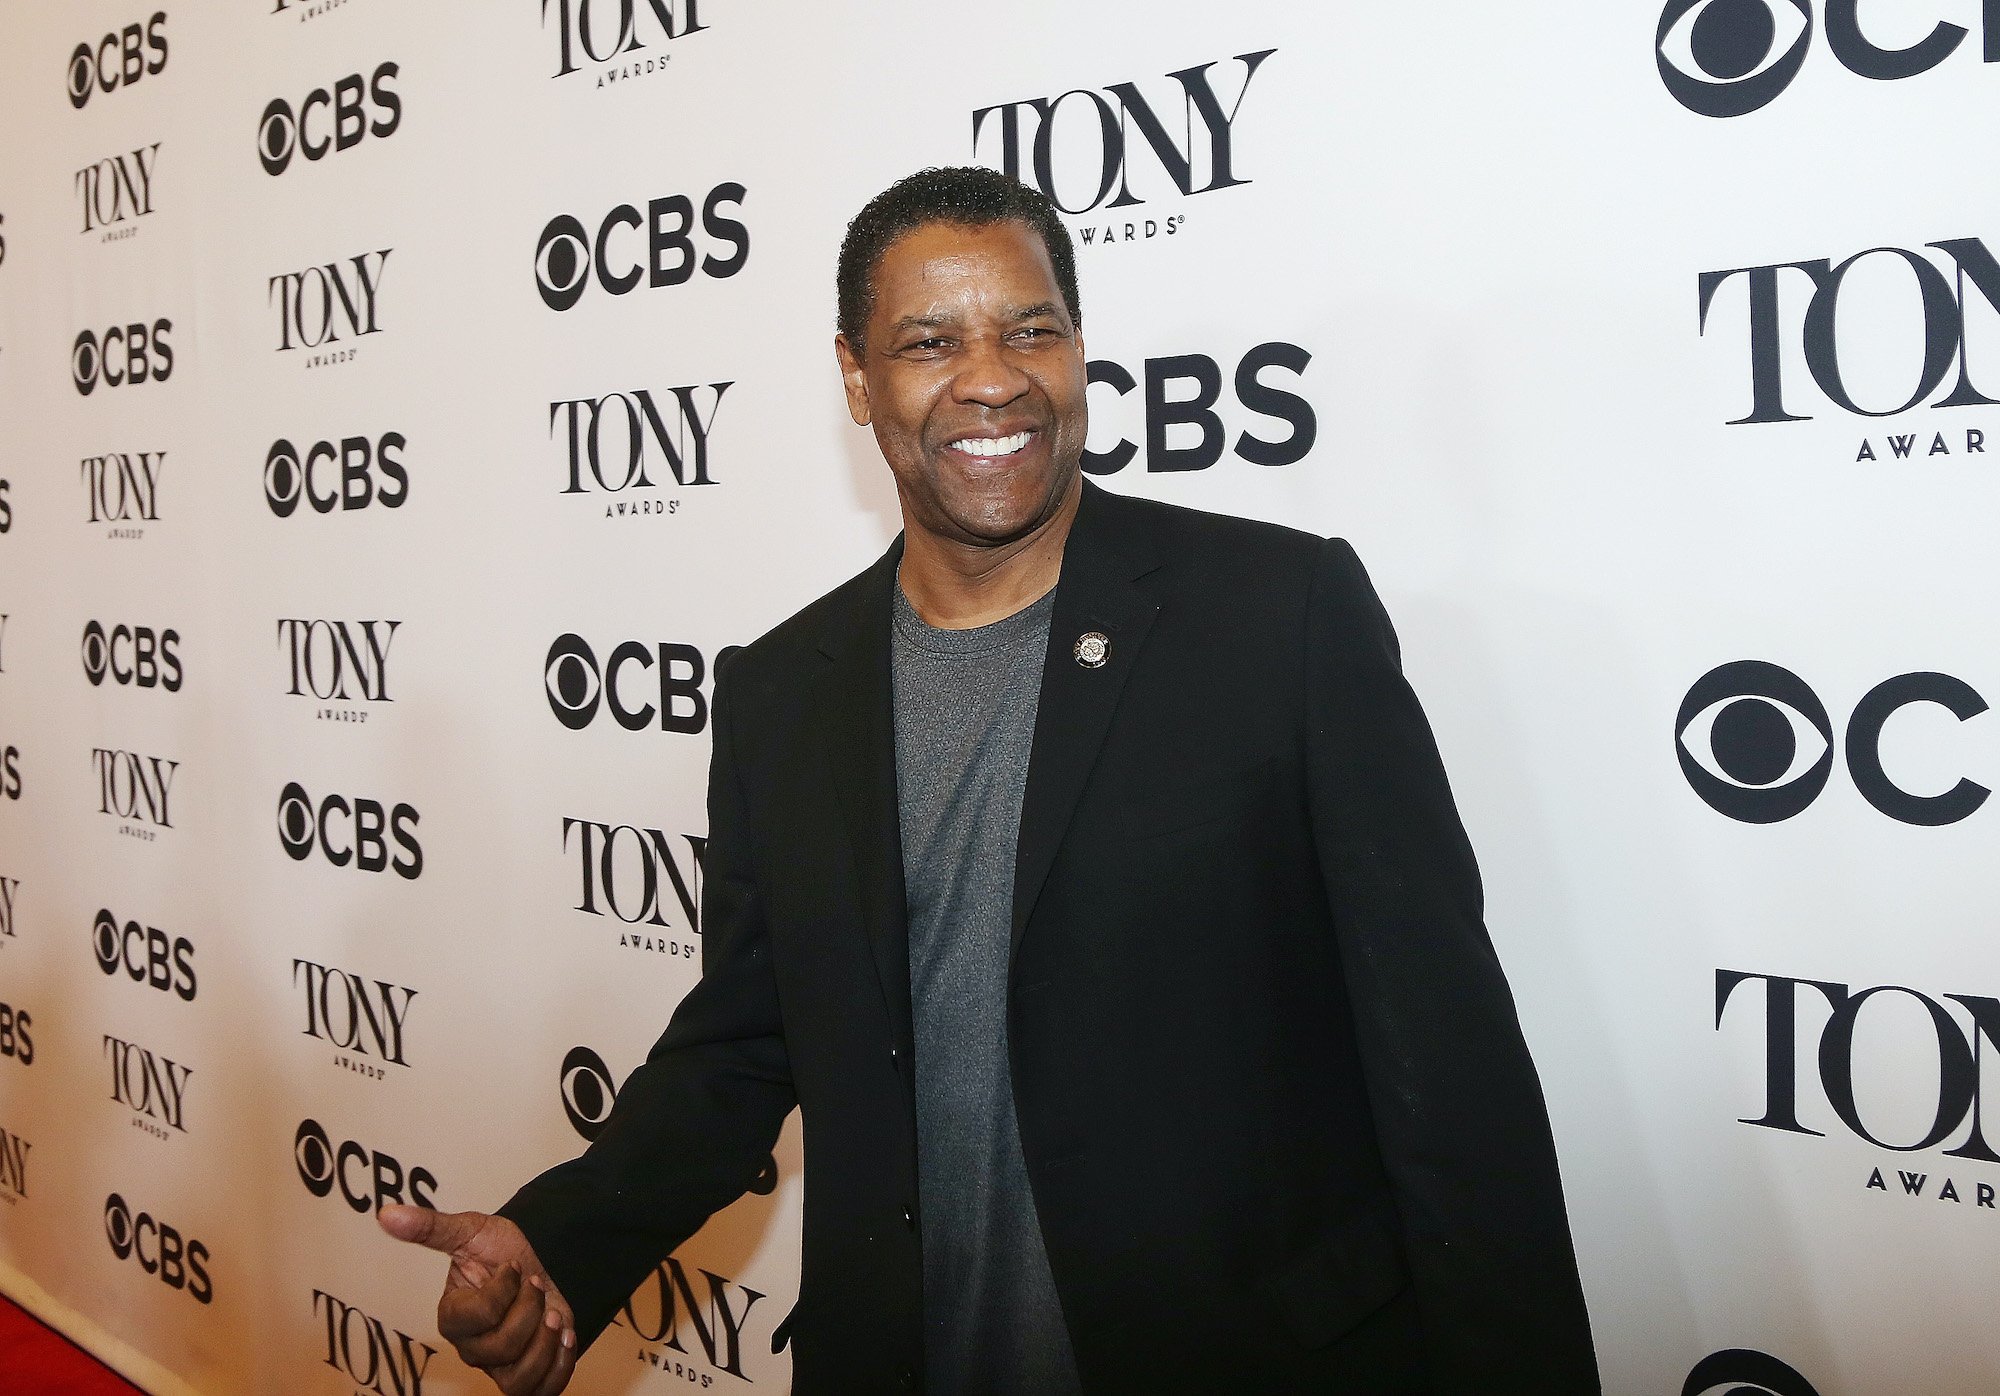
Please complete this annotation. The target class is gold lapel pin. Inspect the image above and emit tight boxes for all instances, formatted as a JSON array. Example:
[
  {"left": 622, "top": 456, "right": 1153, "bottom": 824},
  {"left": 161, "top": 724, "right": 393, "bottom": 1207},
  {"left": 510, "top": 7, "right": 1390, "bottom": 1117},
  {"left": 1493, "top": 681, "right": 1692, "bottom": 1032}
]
[{"left": 1074, "top": 632, "right": 1109, "bottom": 669}]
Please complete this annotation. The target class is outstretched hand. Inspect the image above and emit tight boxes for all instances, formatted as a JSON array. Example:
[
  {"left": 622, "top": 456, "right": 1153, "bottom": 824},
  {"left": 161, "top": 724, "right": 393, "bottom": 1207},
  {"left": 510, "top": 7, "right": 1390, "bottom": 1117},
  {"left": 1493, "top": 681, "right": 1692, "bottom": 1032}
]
[{"left": 378, "top": 1204, "right": 579, "bottom": 1396}]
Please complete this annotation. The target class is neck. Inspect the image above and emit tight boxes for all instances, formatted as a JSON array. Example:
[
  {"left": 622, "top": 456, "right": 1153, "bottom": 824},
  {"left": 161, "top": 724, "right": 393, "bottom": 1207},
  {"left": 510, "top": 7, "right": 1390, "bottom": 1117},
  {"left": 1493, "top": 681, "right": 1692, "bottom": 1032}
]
[{"left": 897, "top": 479, "right": 1081, "bottom": 629}]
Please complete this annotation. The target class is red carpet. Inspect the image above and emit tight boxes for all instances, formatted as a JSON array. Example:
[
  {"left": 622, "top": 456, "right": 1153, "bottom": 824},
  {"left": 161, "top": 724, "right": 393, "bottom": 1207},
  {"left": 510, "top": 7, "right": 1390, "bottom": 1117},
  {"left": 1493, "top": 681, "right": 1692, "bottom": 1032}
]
[{"left": 0, "top": 1296, "right": 147, "bottom": 1394}]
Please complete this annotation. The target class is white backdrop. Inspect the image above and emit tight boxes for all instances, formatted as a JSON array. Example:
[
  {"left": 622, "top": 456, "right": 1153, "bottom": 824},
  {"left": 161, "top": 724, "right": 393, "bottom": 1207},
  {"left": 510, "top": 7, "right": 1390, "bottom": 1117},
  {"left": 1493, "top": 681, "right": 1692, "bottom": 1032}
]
[{"left": 1, "top": 3, "right": 1997, "bottom": 1394}]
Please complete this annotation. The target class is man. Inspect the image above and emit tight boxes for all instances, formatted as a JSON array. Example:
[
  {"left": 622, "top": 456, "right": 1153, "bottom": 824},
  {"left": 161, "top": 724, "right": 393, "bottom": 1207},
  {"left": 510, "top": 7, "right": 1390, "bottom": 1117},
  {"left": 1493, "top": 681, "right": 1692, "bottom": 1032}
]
[{"left": 380, "top": 166, "right": 1599, "bottom": 1395}]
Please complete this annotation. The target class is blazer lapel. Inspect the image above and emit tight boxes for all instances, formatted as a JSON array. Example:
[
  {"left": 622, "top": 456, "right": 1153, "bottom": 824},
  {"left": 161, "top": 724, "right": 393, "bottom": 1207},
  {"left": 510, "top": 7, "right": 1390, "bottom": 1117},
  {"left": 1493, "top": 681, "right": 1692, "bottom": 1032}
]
[
  {"left": 1011, "top": 481, "right": 1162, "bottom": 956},
  {"left": 813, "top": 540, "right": 914, "bottom": 1052}
]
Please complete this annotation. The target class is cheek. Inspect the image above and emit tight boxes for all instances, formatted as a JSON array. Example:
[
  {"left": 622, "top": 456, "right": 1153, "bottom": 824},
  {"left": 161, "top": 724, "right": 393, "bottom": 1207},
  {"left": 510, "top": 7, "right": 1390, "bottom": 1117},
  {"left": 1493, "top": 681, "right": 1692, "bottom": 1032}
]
[
  {"left": 877, "top": 378, "right": 945, "bottom": 442},
  {"left": 1045, "top": 371, "right": 1090, "bottom": 441}
]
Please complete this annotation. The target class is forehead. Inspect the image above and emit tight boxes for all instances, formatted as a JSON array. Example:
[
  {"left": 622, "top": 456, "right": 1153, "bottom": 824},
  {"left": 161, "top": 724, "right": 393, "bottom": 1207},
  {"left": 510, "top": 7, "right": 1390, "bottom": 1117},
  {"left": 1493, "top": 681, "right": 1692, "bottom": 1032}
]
[{"left": 868, "top": 219, "right": 1059, "bottom": 320}]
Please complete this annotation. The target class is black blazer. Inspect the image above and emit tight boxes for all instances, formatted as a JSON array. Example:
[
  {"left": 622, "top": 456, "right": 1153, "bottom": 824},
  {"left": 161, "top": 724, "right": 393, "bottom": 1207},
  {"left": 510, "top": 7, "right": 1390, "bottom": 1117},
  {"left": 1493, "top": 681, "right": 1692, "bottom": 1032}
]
[{"left": 502, "top": 480, "right": 1599, "bottom": 1394}]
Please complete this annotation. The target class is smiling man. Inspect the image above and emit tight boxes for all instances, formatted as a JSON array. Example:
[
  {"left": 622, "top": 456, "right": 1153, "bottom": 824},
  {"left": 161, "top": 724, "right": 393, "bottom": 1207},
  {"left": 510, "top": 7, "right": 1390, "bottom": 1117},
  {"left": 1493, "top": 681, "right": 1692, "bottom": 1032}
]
[{"left": 380, "top": 167, "right": 1600, "bottom": 1396}]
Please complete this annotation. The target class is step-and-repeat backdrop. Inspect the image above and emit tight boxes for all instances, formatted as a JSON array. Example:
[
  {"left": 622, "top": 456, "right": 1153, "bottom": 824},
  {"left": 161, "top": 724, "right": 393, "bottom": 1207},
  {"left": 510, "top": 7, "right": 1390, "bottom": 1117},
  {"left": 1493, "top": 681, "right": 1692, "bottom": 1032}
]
[{"left": 0, "top": 3, "right": 1995, "bottom": 1393}]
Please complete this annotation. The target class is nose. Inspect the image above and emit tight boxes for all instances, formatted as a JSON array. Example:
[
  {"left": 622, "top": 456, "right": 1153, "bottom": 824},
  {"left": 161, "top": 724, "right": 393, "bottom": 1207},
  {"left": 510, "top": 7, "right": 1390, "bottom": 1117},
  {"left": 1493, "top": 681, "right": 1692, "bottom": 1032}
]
[{"left": 951, "top": 334, "right": 1031, "bottom": 409}]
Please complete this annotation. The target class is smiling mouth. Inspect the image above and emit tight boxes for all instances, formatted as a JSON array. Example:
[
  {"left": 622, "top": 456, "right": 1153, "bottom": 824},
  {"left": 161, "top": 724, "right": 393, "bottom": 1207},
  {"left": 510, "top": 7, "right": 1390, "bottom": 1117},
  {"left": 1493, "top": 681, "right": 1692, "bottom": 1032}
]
[{"left": 948, "top": 430, "right": 1034, "bottom": 459}]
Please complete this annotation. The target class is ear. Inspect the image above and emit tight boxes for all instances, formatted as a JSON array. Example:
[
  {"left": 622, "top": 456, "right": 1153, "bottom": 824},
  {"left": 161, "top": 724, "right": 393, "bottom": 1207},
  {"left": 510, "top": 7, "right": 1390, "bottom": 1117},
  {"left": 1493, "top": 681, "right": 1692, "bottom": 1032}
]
[{"left": 833, "top": 334, "right": 871, "bottom": 427}]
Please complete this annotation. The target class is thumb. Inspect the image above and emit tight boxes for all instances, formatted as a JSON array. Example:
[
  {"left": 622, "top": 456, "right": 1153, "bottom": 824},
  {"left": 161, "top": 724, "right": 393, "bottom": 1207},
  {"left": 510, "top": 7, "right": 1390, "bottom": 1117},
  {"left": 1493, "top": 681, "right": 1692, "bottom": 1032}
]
[{"left": 377, "top": 1203, "right": 488, "bottom": 1256}]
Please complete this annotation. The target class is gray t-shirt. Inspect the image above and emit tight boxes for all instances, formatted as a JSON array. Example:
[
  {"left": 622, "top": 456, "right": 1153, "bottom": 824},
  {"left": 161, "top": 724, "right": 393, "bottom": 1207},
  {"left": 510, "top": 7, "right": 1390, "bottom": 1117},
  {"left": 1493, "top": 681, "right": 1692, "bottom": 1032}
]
[{"left": 891, "top": 582, "right": 1082, "bottom": 1396}]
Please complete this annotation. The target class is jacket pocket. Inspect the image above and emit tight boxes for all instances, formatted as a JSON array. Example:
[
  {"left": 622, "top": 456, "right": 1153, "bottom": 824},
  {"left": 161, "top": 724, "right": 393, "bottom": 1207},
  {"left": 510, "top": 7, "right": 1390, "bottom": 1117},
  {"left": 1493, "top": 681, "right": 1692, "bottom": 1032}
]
[{"left": 1257, "top": 1201, "right": 1412, "bottom": 1350}]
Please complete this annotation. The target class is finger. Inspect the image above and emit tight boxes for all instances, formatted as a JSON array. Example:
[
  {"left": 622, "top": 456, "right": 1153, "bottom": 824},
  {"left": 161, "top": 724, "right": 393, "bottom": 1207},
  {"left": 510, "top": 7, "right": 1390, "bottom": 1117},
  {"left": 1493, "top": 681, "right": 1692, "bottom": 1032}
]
[
  {"left": 490, "top": 1312, "right": 563, "bottom": 1396},
  {"left": 454, "top": 1267, "right": 549, "bottom": 1371},
  {"left": 538, "top": 1282, "right": 575, "bottom": 1339},
  {"left": 449, "top": 1255, "right": 495, "bottom": 1291},
  {"left": 379, "top": 1203, "right": 489, "bottom": 1257},
  {"left": 532, "top": 1322, "right": 580, "bottom": 1396},
  {"left": 438, "top": 1263, "right": 522, "bottom": 1347}
]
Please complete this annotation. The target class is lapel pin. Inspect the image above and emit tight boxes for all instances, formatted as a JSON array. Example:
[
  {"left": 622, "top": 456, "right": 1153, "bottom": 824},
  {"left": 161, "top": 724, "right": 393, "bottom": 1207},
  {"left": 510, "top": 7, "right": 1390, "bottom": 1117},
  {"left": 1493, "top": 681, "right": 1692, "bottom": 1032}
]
[{"left": 1074, "top": 632, "right": 1109, "bottom": 669}]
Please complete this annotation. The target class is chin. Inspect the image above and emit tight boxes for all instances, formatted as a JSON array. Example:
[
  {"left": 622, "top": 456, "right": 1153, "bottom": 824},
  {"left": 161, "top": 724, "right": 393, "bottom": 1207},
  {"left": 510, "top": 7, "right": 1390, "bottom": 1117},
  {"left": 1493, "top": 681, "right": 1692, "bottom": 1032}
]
[{"left": 956, "top": 490, "right": 1058, "bottom": 543}]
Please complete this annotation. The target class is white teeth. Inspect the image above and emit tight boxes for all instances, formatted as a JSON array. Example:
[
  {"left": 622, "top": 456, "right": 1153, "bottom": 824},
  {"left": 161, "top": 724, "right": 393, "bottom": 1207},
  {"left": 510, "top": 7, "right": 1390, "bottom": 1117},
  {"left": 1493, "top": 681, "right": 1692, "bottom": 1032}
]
[{"left": 953, "top": 431, "right": 1032, "bottom": 458}]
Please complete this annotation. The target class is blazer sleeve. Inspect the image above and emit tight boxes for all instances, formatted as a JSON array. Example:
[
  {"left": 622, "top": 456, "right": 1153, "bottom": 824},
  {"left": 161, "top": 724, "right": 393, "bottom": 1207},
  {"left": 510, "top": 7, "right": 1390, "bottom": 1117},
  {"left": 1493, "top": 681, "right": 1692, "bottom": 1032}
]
[
  {"left": 498, "top": 661, "right": 796, "bottom": 1350},
  {"left": 1304, "top": 537, "right": 1599, "bottom": 1393}
]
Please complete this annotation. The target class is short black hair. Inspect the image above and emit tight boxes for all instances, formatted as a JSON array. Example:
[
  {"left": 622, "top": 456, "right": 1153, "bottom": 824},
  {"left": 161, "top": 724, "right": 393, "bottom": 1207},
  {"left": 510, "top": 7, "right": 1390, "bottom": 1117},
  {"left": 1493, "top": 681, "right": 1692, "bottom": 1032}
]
[{"left": 836, "top": 165, "right": 1079, "bottom": 350}]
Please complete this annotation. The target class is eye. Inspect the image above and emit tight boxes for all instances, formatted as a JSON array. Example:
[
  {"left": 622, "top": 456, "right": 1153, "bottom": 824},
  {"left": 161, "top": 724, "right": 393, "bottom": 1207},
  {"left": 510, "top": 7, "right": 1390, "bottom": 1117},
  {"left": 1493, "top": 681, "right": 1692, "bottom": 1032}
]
[
  {"left": 560, "top": 1046, "right": 617, "bottom": 1140},
  {"left": 94, "top": 911, "right": 121, "bottom": 972},
  {"left": 69, "top": 46, "right": 94, "bottom": 106},
  {"left": 81, "top": 622, "right": 109, "bottom": 683},
  {"left": 1656, "top": 0, "right": 1813, "bottom": 118},
  {"left": 104, "top": 1195, "right": 133, "bottom": 1254},
  {"left": 293, "top": 1119, "right": 334, "bottom": 1193},
  {"left": 278, "top": 783, "right": 315, "bottom": 857},
  {"left": 1683, "top": 1347, "right": 1822, "bottom": 1396},
  {"left": 264, "top": 440, "right": 303, "bottom": 508},
  {"left": 258, "top": 101, "right": 296, "bottom": 164},
  {"left": 544, "top": 635, "right": 601, "bottom": 728},
  {"left": 1675, "top": 660, "right": 1835, "bottom": 823},
  {"left": 1660, "top": 0, "right": 1808, "bottom": 83},
  {"left": 537, "top": 230, "right": 586, "bottom": 291},
  {"left": 1680, "top": 694, "right": 1828, "bottom": 789},
  {"left": 534, "top": 216, "right": 590, "bottom": 310},
  {"left": 72, "top": 332, "right": 99, "bottom": 389}
]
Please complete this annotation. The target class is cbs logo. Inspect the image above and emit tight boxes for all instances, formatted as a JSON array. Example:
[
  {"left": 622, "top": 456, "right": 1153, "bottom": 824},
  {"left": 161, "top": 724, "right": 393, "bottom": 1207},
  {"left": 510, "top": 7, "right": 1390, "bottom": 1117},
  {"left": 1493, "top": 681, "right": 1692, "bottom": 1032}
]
[
  {"left": 1684, "top": 1348, "right": 1822, "bottom": 1396},
  {"left": 264, "top": 435, "right": 408, "bottom": 517},
  {"left": 544, "top": 634, "right": 735, "bottom": 733},
  {"left": 561, "top": 1046, "right": 617, "bottom": 1140},
  {"left": 103, "top": 1193, "right": 212, "bottom": 1303},
  {"left": 558, "top": 1045, "right": 775, "bottom": 1193},
  {"left": 1082, "top": 343, "right": 1315, "bottom": 474},
  {"left": 73, "top": 322, "right": 174, "bottom": 396},
  {"left": 1676, "top": 661, "right": 1990, "bottom": 825},
  {"left": 68, "top": 14, "right": 168, "bottom": 109},
  {"left": 1657, "top": 0, "right": 1995, "bottom": 118},
  {"left": 81, "top": 621, "right": 182, "bottom": 690},
  {"left": 1656, "top": 0, "right": 1812, "bottom": 118},
  {"left": 534, "top": 184, "right": 749, "bottom": 312},
  {"left": 258, "top": 63, "right": 401, "bottom": 176},
  {"left": 277, "top": 782, "right": 423, "bottom": 878},
  {"left": 93, "top": 909, "right": 196, "bottom": 1000},
  {"left": 0, "top": 1003, "right": 32, "bottom": 1065},
  {"left": 293, "top": 1119, "right": 436, "bottom": 1214}
]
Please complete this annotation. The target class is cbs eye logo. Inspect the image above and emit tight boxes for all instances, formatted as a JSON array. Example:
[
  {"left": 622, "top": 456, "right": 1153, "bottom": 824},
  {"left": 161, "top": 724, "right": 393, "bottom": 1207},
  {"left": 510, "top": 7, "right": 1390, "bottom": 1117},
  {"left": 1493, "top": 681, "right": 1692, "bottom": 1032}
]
[
  {"left": 555, "top": 1044, "right": 775, "bottom": 1192},
  {"left": 1657, "top": 0, "right": 1994, "bottom": 117},
  {"left": 1683, "top": 1348, "right": 1821, "bottom": 1396},
  {"left": 543, "top": 633, "right": 728, "bottom": 733},
  {"left": 293, "top": 1118, "right": 436, "bottom": 1214},
  {"left": 68, "top": 16, "right": 169, "bottom": 110},
  {"left": 278, "top": 781, "right": 423, "bottom": 878},
  {"left": 1656, "top": 0, "right": 1812, "bottom": 118},
  {"left": 545, "top": 634, "right": 600, "bottom": 730},
  {"left": 264, "top": 434, "right": 409, "bottom": 518},
  {"left": 73, "top": 321, "right": 174, "bottom": 395},
  {"left": 257, "top": 64, "right": 400, "bottom": 176},
  {"left": 81, "top": 621, "right": 182, "bottom": 690},
  {"left": 532, "top": 185, "right": 750, "bottom": 313},
  {"left": 94, "top": 909, "right": 196, "bottom": 1000},
  {"left": 104, "top": 1192, "right": 132, "bottom": 1253},
  {"left": 103, "top": 1191, "right": 213, "bottom": 1303},
  {"left": 1677, "top": 661, "right": 1990, "bottom": 825},
  {"left": 560, "top": 1045, "right": 617, "bottom": 1141}
]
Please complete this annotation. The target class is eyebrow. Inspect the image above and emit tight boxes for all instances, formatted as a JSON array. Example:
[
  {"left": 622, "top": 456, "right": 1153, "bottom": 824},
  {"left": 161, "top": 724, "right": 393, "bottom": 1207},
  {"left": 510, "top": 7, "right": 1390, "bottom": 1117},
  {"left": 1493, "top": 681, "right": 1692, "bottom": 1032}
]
[
  {"left": 882, "top": 302, "right": 1068, "bottom": 342},
  {"left": 887, "top": 313, "right": 956, "bottom": 335}
]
